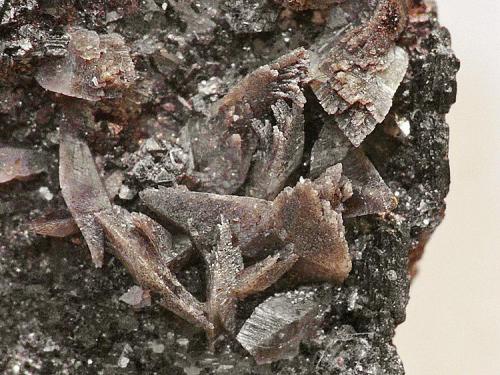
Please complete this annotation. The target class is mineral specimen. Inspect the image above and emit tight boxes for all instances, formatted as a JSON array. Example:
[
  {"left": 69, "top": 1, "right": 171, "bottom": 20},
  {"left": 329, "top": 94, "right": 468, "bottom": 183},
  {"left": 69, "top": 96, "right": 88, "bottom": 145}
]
[{"left": 0, "top": 0, "right": 458, "bottom": 373}]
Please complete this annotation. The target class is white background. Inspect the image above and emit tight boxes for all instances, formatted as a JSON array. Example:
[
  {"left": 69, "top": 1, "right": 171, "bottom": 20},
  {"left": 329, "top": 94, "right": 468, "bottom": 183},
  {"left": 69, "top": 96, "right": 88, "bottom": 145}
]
[{"left": 395, "top": 1, "right": 500, "bottom": 374}]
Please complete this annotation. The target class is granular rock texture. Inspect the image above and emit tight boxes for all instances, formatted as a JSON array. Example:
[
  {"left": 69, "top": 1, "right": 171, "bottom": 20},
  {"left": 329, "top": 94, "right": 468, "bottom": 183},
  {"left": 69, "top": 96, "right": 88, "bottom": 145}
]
[{"left": 0, "top": 0, "right": 458, "bottom": 374}]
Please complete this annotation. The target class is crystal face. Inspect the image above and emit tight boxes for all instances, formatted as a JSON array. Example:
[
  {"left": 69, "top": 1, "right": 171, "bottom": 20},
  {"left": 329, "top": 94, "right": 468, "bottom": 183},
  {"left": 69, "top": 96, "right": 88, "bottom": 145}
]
[{"left": 0, "top": 0, "right": 458, "bottom": 373}]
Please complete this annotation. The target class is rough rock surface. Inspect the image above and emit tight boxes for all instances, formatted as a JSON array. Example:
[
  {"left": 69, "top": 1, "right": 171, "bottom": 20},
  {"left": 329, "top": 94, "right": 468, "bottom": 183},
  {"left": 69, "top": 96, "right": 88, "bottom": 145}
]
[{"left": 0, "top": 1, "right": 458, "bottom": 374}]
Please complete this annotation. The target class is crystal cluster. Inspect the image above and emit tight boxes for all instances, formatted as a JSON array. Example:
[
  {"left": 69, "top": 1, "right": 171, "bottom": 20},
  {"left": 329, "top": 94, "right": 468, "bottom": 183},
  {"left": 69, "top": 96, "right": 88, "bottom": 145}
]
[
  {"left": 27, "top": 0, "right": 406, "bottom": 362},
  {"left": 0, "top": 0, "right": 458, "bottom": 373}
]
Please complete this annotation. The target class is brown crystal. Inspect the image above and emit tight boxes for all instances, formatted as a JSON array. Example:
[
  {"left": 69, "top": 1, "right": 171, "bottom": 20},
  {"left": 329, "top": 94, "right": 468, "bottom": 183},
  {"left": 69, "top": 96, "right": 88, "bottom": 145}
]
[
  {"left": 58, "top": 109, "right": 112, "bottom": 267},
  {"left": 310, "top": 0, "right": 409, "bottom": 146},
  {"left": 233, "top": 250, "right": 299, "bottom": 299},
  {"left": 141, "top": 164, "right": 352, "bottom": 283},
  {"left": 30, "top": 209, "right": 79, "bottom": 238},
  {"left": 36, "top": 29, "right": 136, "bottom": 101},
  {"left": 130, "top": 212, "right": 174, "bottom": 262},
  {"left": 270, "top": 170, "right": 351, "bottom": 283},
  {"left": 245, "top": 99, "right": 305, "bottom": 200},
  {"left": 96, "top": 206, "right": 212, "bottom": 331},
  {"left": 140, "top": 186, "right": 271, "bottom": 253},
  {"left": 189, "top": 48, "right": 309, "bottom": 194}
]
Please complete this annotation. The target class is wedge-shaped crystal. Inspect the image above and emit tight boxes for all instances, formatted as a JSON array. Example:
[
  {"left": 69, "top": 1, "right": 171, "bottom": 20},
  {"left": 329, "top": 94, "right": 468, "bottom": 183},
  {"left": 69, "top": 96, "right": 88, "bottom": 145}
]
[
  {"left": 96, "top": 206, "right": 211, "bottom": 331},
  {"left": 310, "top": 0, "right": 409, "bottom": 146},
  {"left": 36, "top": 29, "right": 135, "bottom": 101},
  {"left": 270, "top": 174, "right": 351, "bottom": 282},
  {"left": 30, "top": 209, "right": 79, "bottom": 238},
  {"left": 245, "top": 99, "right": 305, "bottom": 200},
  {"left": 233, "top": 250, "right": 299, "bottom": 299},
  {"left": 59, "top": 114, "right": 112, "bottom": 267},
  {"left": 140, "top": 186, "right": 271, "bottom": 252},
  {"left": 203, "top": 216, "right": 244, "bottom": 344},
  {"left": 189, "top": 49, "right": 309, "bottom": 194},
  {"left": 341, "top": 149, "right": 397, "bottom": 217},
  {"left": 237, "top": 288, "right": 324, "bottom": 364},
  {"left": 309, "top": 115, "right": 353, "bottom": 178},
  {"left": 312, "top": 46, "right": 409, "bottom": 146}
]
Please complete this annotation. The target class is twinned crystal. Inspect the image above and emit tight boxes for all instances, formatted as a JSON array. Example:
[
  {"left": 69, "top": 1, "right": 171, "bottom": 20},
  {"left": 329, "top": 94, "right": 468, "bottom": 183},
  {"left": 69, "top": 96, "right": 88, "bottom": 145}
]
[
  {"left": 0, "top": 0, "right": 458, "bottom": 373},
  {"left": 188, "top": 48, "right": 309, "bottom": 195},
  {"left": 141, "top": 164, "right": 353, "bottom": 284}
]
